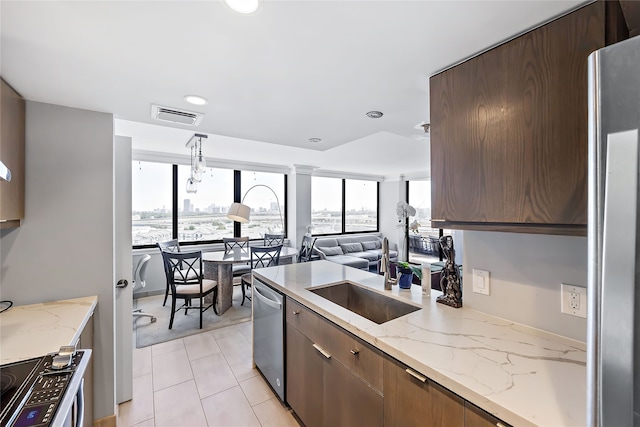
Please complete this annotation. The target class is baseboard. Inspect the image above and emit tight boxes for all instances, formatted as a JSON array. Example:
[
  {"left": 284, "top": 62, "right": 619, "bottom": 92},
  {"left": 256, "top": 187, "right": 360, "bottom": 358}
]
[
  {"left": 134, "top": 289, "right": 164, "bottom": 299},
  {"left": 93, "top": 415, "right": 116, "bottom": 427}
]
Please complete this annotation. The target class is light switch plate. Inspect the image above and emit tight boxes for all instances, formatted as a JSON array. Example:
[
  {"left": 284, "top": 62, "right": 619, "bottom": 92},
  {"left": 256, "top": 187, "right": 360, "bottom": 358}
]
[
  {"left": 472, "top": 269, "right": 490, "bottom": 295},
  {"left": 561, "top": 283, "right": 587, "bottom": 318}
]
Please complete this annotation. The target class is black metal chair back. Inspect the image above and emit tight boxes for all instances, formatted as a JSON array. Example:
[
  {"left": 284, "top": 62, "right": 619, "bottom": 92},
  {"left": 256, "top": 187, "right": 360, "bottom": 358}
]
[
  {"left": 157, "top": 239, "right": 181, "bottom": 306},
  {"left": 160, "top": 250, "right": 218, "bottom": 329},
  {"left": 298, "top": 235, "right": 316, "bottom": 262},
  {"left": 250, "top": 245, "right": 282, "bottom": 269},
  {"left": 223, "top": 237, "right": 249, "bottom": 252},
  {"left": 263, "top": 233, "right": 285, "bottom": 247}
]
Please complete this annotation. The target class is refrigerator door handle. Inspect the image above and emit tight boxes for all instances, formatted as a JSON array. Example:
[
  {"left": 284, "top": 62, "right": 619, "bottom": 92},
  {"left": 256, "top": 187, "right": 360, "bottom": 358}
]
[{"left": 600, "top": 129, "right": 639, "bottom": 427}]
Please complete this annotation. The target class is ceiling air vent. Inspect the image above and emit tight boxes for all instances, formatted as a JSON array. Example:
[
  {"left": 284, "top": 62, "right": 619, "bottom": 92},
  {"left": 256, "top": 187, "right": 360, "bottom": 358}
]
[{"left": 151, "top": 104, "right": 204, "bottom": 126}]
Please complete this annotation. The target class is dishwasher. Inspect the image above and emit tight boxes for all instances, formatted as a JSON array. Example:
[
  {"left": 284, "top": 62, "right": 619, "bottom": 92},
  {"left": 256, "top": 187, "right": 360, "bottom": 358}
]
[{"left": 252, "top": 277, "right": 285, "bottom": 401}]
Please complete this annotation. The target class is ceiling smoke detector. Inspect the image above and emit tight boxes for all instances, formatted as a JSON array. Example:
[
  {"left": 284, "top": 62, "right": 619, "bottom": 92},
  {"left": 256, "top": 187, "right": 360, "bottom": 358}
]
[
  {"left": 366, "top": 111, "right": 383, "bottom": 119},
  {"left": 151, "top": 104, "right": 204, "bottom": 126}
]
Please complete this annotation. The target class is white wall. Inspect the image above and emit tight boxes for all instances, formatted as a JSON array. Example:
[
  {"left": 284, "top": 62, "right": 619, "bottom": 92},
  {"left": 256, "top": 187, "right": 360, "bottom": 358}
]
[
  {"left": 379, "top": 179, "right": 405, "bottom": 257},
  {"left": 463, "top": 231, "right": 588, "bottom": 342},
  {"left": 0, "top": 101, "right": 116, "bottom": 420}
]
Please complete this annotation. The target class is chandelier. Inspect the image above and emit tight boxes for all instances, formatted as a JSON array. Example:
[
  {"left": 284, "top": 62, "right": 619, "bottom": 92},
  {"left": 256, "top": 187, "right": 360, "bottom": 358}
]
[{"left": 185, "top": 133, "right": 208, "bottom": 194}]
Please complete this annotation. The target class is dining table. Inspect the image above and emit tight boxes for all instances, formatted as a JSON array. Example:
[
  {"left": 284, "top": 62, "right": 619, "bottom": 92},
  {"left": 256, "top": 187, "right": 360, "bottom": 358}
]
[{"left": 202, "top": 246, "right": 299, "bottom": 314}]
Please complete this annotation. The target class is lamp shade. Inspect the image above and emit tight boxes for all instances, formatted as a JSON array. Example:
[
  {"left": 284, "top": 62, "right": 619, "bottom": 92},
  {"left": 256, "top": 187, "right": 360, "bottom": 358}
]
[{"left": 227, "top": 202, "right": 250, "bottom": 223}]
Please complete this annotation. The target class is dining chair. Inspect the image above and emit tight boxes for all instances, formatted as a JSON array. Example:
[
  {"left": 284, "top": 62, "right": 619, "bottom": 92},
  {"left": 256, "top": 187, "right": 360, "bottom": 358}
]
[
  {"left": 161, "top": 250, "right": 219, "bottom": 329},
  {"left": 240, "top": 245, "right": 282, "bottom": 306},
  {"left": 132, "top": 254, "right": 156, "bottom": 323},
  {"left": 223, "top": 236, "right": 252, "bottom": 278},
  {"left": 264, "top": 233, "right": 285, "bottom": 247},
  {"left": 298, "top": 235, "right": 317, "bottom": 263},
  {"left": 156, "top": 239, "right": 198, "bottom": 307}
]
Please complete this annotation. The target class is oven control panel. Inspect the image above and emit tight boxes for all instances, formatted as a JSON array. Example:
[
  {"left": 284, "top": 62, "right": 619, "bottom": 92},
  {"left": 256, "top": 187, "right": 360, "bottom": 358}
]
[{"left": 9, "top": 351, "right": 84, "bottom": 427}]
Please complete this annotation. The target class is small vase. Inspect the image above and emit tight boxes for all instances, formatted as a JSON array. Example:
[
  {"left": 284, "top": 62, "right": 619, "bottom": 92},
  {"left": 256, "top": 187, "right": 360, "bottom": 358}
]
[{"left": 398, "top": 268, "right": 413, "bottom": 289}]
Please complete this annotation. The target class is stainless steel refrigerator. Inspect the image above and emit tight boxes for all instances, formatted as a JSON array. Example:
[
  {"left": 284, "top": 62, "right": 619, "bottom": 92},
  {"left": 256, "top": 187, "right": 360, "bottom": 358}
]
[{"left": 588, "top": 35, "right": 640, "bottom": 427}]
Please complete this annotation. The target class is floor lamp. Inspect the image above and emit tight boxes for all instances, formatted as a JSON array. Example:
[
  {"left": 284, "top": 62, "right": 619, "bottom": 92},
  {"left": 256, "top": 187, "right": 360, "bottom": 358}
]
[{"left": 227, "top": 184, "right": 284, "bottom": 233}]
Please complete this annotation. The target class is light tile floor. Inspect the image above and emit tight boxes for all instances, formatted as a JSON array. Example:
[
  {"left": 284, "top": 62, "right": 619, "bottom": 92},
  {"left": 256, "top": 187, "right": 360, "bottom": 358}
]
[{"left": 118, "top": 321, "right": 299, "bottom": 427}]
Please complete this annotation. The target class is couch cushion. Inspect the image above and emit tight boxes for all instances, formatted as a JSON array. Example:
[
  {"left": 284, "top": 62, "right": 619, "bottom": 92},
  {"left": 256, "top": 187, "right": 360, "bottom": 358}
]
[
  {"left": 324, "top": 255, "right": 369, "bottom": 269},
  {"left": 318, "top": 246, "right": 344, "bottom": 256},
  {"left": 345, "top": 251, "right": 378, "bottom": 262},
  {"left": 388, "top": 250, "right": 398, "bottom": 260},
  {"left": 314, "top": 238, "right": 339, "bottom": 248},
  {"left": 361, "top": 240, "right": 381, "bottom": 250},
  {"left": 340, "top": 242, "right": 363, "bottom": 253}
]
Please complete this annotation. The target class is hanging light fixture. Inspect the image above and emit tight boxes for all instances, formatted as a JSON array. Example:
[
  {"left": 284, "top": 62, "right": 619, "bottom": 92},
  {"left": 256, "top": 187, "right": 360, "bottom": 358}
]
[
  {"left": 195, "top": 136, "right": 206, "bottom": 172},
  {"left": 186, "top": 145, "right": 198, "bottom": 193},
  {"left": 185, "top": 133, "right": 208, "bottom": 192}
]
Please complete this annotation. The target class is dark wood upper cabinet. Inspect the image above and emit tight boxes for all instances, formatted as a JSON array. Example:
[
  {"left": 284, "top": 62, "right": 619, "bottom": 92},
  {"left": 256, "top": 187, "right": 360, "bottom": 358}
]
[
  {"left": 430, "top": 1, "right": 609, "bottom": 235},
  {"left": 0, "top": 78, "right": 25, "bottom": 228}
]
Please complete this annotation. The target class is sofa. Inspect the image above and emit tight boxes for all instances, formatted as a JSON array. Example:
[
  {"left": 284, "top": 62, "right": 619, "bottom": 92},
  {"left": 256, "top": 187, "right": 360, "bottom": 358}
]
[{"left": 313, "top": 233, "right": 398, "bottom": 270}]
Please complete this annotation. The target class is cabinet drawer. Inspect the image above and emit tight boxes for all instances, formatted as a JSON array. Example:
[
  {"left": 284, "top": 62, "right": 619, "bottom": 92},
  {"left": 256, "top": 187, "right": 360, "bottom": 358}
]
[
  {"left": 465, "top": 401, "right": 512, "bottom": 427},
  {"left": 286, "top": 298, "right": 383, "bottom": 393}
]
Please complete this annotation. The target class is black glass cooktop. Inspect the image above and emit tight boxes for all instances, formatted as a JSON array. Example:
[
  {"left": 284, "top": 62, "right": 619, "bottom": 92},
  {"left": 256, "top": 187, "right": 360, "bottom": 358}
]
[{"left": 0, "top": 358, "right": 42, "bottom": 421}]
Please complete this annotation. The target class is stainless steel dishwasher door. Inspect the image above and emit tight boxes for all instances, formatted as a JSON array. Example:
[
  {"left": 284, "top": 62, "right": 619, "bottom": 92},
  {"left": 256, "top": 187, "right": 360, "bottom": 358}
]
[{"left": 253, "top": 278, "right": 285, "bottom": 401}]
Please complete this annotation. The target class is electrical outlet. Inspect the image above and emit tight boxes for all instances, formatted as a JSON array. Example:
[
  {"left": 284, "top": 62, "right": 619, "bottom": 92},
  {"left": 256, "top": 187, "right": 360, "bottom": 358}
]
[
  {"left": 472, "top": 269, "right": 490, "bottom": 295},
  {"left": 561, "top": 283, "right": 587, "bottom": 318}
]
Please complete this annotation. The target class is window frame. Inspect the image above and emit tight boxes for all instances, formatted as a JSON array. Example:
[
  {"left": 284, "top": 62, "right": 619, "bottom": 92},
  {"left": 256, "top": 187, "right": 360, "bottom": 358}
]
[
  {"left": 132, "top": 162, "right": 288, "bottom": 249},
  {"left": 311, "top": 177, "right": 380, "bottom": 237}
]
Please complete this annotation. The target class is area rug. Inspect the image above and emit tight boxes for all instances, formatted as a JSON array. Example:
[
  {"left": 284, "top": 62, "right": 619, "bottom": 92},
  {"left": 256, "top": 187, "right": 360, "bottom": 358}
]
[{"left": 134, "top": 286, "right": 252, "bottom": 348}]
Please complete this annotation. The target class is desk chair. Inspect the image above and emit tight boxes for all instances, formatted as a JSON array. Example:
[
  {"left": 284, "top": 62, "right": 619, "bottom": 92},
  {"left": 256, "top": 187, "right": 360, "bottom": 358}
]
[
  {"left": 240, "top": 245, "right": 282, "bottom": 306},
  {"left": 132, "top": 254, "right": 156, "bottom": 323},
  {"left": 161, "top": 250, "right": 219, "bottom": 329}
]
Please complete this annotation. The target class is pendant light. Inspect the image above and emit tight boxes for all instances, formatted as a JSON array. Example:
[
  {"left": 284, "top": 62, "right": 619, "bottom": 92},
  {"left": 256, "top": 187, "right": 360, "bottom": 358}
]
[
  {"left": 186, "top": 145, "right": 198, "bottom": 193},
  {"left": 195, "top": 136, "right": 206, "bottom": 172}
]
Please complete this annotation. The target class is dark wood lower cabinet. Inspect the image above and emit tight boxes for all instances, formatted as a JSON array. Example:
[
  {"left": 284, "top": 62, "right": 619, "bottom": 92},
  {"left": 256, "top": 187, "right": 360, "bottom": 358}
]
[
  {"left": 286, "top": 325, "right": 324, "bottom": 427},
  {"left": 286, "top": 321, "right": 383, "bottom": 427},
  {"left": 384, "top": 357, "right": 464, "bottom": 427}
]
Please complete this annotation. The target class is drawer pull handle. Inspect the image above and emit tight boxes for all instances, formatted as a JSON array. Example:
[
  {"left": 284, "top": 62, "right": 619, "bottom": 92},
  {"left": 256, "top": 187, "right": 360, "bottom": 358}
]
[
  {"left": 431, "top": 219, "right": 445, "bottom": 222},
  {"left": 405, "top": 368, "right": 427, "bottom": 383},
  {"left": 496, "top": 423, "right": 507, "bottom": 427},
  {"left": 350, "top": 349, "right": 359, "bottom": 356},
  {"left": 313, "top": 343, "right": 331, "bottom": 359},
  {"left": 292, "top": 310, "right": 300, "bottom": 315}
]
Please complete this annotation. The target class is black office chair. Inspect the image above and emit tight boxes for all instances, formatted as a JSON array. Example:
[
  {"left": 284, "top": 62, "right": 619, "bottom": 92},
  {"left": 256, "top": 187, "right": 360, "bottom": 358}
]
[
  {"left": 264, "top": 233, "right": 285, "bottom": 246},
  {"left": 161, "top": 250, "right": 219, "bottom": 329},
  {"left": 240, "top": 245, "right": 282, "bottom": 306},
  {"left": 298, "top": 235, "right": 317, "bottom": 263},
  {"left": 132, "top": 254, "right": 156, "bottom": 323}
]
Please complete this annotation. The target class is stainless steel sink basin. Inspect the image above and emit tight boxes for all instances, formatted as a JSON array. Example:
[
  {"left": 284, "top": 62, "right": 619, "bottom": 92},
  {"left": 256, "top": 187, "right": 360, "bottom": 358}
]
[{"left": 308, "top": 281, "right": 421, "bottom": 324}]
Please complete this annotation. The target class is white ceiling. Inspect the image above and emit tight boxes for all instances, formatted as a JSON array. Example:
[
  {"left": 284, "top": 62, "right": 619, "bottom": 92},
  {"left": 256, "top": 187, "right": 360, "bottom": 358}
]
[{"left": 1, "top": 0, "right": 587, "bottom": 179}]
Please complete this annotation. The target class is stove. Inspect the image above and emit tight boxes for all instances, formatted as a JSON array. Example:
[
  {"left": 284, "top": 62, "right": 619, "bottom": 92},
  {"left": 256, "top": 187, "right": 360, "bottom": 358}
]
[{"left": 0, "top": 347, "right": 91, "bottom": 427}]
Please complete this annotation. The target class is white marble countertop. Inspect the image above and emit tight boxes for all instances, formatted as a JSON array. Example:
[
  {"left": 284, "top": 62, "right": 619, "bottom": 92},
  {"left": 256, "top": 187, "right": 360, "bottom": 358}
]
[
  {"left": 253, "top": 260, "right": 586, "bottom": 427},
  {"left": 0, "top": 296, "right": 97, "bottom": 364}
]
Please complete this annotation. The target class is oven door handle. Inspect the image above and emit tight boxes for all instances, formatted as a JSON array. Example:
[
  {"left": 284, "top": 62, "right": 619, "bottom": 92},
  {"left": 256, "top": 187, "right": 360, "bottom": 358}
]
[{"left": 75, "top": 378, "right": 84, "bottom": 427}]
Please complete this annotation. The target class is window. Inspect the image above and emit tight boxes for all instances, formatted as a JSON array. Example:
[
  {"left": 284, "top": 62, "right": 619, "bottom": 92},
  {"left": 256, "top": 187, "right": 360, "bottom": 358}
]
[
  {"left": 408, "top": 180, "right": 441, "bottom": 263},
  {"left": 132, "top": 161, "right": 173, "bottom": 246},
  {"left": 131, "top": 160, "right": 288, "bottom": 248},
  {"left": 311, "top": 177, "right": 343, "bottom": 234},
  {"left": 345, "top": 179, "right": 377, "bottom": 232},
  {"left": 177, "top": 165, "right": 235, "bottom": 242},
  {"left": 311, "top": 176, "right": 379, "bottom": 235},
  {"left": 240, "top": 171, "right": 286, "bottom": 239}
]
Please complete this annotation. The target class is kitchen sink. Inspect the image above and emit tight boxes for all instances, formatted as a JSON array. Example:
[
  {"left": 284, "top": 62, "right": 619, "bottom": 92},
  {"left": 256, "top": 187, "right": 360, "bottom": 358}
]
[{"left": 308, "top": 281, "right": 421, "bottom": 324}]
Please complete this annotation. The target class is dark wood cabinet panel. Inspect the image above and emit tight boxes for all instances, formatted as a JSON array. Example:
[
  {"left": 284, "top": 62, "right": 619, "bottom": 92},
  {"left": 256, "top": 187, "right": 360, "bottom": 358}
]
[
  {"left": 0, "top": 78, "right": 25, "bottom": 228},
  {"left": 286, "top": 325, "right": 324, "bottom": 427},
  {"left": 465, "top": 401, "right": 511, "bottom": 427},
  {"left": 324, "top": 356, "right": 383, "bottom": 427},
  {"left": 384, "top": 357, "right": 464, "bottom": 427},
  {"left": 430, "top": 2, "right": 606, "bottom": 235}
]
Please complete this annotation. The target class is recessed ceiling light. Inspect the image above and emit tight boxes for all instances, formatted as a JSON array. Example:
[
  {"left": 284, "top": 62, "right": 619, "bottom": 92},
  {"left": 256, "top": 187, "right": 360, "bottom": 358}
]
[
  {"left": 224, "top": 0, "right": 261, "bottom": 14},
  {"left": 309, "top": 138, "right": 322, "bottom": 143},
  {"left": 366, "top": 111, "right": 383, "bottom": 119},
  {"left": 184, "top": 95, "right": 208, "bottom": 106}
]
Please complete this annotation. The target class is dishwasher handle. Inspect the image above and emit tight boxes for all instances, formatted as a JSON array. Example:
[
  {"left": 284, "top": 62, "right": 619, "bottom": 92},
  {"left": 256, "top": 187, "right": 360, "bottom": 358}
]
[{"left": 254, "top": 285, "right": 282, "bottom": 310}]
